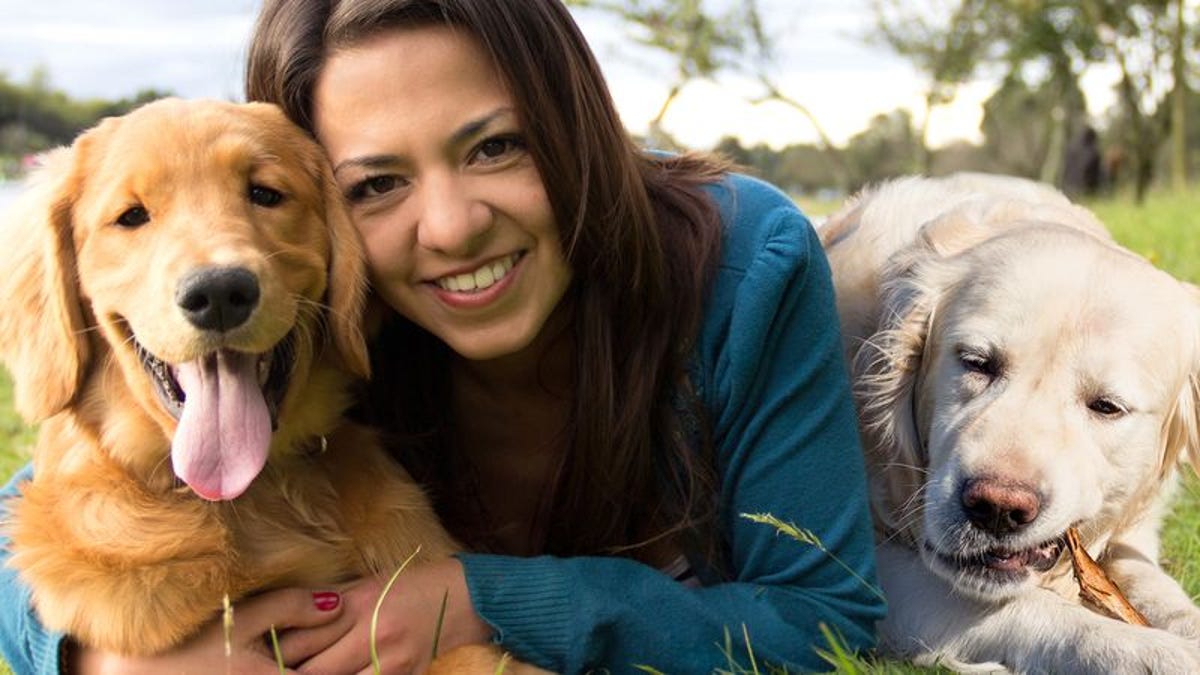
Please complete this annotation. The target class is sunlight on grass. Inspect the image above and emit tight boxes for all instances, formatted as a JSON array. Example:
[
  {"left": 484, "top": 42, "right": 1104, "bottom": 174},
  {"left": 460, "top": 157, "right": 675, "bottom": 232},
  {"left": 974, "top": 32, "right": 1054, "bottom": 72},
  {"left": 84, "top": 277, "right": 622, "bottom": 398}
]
[{"left": 1089, "top": 190, "right": 1200, "bottom": 283}]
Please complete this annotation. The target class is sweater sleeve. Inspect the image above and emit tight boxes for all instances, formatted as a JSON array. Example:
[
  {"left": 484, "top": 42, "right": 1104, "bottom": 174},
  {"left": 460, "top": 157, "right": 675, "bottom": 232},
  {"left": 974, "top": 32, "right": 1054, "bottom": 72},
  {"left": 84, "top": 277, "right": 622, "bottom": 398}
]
[
  {"left": 0, "top": 463, "right": 67, "bottom": 675},
  {"left": 459, "top": 175, "right": 885, "bottom": 673}
]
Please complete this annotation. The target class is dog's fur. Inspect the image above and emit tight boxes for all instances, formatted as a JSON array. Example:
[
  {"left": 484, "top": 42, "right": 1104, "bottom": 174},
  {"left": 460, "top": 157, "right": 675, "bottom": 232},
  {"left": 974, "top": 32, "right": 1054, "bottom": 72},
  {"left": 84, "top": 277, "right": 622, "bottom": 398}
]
[
  {"left": 821, "top": 173, "right": 1200, "bottom": 673},
  {"left": 0, "top": 98, "right": 466, "bottom": 655}
]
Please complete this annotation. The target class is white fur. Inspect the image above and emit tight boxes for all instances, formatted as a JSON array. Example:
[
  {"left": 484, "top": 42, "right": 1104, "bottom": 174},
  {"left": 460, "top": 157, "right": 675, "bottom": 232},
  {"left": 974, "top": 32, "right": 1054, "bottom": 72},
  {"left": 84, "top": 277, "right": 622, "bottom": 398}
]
[{"left": 821, "top": 173, "right": 1200, "bottom": 673}]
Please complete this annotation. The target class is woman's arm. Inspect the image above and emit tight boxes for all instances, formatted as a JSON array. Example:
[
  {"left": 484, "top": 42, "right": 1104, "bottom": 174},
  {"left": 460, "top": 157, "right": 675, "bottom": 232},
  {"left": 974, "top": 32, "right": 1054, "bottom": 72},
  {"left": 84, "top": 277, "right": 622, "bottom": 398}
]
[{"left": 0, "top": 464, "right": 65, "bottom": 675}]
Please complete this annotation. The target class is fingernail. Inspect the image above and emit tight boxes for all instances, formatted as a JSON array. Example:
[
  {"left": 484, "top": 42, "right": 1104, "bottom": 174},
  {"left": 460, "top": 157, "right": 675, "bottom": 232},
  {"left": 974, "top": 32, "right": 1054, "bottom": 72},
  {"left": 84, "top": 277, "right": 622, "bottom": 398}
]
[{"left": 313, "top": 591, "right": 340, "bottom": 612}]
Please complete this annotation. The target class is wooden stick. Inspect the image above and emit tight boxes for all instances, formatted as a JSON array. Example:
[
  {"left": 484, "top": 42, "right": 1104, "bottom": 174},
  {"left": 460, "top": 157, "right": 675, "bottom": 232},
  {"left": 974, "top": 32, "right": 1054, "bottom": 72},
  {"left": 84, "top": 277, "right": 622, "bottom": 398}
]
[{"left": 1064, "top": 527, "right": 1150, "bottom": 626}]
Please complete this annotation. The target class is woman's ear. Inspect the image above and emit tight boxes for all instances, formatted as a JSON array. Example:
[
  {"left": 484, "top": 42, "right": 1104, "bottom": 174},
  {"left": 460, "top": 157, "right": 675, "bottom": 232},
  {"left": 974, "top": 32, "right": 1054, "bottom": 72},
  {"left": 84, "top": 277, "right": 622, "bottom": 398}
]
[{"left": 0, "top": 147, "right": 92, "bottom": 421}]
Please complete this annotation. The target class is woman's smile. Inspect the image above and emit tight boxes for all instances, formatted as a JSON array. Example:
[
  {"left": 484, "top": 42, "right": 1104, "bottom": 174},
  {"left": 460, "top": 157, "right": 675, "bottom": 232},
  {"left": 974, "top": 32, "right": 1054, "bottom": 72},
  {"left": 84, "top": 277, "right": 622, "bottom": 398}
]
[
  {"left": 431, "top": 251, "right": 522, "bottom": 293},
  {"left": 428, "top": 251, "right": 526, "bottom": 309}
]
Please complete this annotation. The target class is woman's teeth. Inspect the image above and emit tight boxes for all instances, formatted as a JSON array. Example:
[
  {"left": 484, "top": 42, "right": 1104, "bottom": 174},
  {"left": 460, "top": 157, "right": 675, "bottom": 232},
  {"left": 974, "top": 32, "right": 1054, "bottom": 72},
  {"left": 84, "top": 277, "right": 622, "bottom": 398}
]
[{"left": 436, "top": 253, "right": 519, "bottom": 293}]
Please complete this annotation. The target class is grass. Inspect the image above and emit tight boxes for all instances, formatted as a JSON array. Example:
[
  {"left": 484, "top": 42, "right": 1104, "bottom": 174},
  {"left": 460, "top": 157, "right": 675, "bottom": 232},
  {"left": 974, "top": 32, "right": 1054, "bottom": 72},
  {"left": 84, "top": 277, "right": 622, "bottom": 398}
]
[{"left": 0, "top": 189, "right": 1197, "bottom": 673}]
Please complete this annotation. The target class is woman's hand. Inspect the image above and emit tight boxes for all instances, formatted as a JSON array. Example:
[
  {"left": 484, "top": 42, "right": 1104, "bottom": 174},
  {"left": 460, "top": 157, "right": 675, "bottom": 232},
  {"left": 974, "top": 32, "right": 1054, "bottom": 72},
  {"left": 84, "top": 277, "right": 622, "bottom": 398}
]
[
  {"left": 70, "top": 587, "right": 346, "bottom": 674},
  {"left": 278, "top": 558, "right": 494, "bottom": 674}
]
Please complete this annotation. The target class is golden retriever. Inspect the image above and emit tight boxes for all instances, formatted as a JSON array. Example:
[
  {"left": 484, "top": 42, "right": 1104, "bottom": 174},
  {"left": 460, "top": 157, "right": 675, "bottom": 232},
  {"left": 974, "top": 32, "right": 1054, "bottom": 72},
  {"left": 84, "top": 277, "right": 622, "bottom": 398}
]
[
  {"left": 0, "top": 98, "right": 467, "bottom": 657},
  {"left": 821, "top": 173, "right": 1200, "bottom": 673}
]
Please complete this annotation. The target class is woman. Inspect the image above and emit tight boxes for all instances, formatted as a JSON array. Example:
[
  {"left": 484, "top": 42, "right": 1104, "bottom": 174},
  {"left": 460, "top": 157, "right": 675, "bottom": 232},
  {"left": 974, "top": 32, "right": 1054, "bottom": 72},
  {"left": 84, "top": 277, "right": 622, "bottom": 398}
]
[{"left": 0, "top": 0, "right": 884, "bottom": 672}]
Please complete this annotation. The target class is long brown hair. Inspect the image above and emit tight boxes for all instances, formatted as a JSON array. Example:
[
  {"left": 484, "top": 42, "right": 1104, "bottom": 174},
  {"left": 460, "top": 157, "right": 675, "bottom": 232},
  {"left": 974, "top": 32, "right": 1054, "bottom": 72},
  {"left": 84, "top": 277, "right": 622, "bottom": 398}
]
[{"left": 246, "top": 0, "right": 726, "bottom": 562}]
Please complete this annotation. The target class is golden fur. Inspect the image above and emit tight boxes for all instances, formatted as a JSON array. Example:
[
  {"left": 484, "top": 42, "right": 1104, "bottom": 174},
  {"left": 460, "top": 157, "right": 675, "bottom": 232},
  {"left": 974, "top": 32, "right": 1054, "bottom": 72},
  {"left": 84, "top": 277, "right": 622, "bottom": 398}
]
[
  {"left": 822, "top": 173, "right": 1200, "bottom": 672},
  {"left": 0, "top": 99, "right": 466, "bottom": 656}
]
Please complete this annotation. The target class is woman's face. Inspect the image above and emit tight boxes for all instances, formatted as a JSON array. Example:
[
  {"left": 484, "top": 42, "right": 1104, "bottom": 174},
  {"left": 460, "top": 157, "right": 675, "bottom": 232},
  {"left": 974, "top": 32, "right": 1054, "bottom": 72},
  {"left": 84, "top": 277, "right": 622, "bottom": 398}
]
[{"left": 313, "top": 26, "right": 572, "bottom": 362}]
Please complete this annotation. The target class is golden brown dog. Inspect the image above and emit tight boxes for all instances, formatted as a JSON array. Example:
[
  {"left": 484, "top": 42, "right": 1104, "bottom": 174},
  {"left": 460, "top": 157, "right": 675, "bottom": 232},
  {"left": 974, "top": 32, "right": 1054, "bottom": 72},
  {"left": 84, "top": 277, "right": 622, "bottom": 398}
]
[
  {"left": 822, "top": 173, "right": 1200, "bottom": 673},
  {"left": 0, "top": 98, "right": 466, "bottom": 656}
]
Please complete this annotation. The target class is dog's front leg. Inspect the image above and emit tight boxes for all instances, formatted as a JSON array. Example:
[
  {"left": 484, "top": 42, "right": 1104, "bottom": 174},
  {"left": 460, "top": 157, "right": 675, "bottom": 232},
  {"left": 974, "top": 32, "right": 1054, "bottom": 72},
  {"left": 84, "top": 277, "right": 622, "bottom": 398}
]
[
  {"left": 9, "top": 467, "right": 240, "bottom": 655},
  {"left": 876, "top": 542, "right": 1200, "bottom": 674},
  {"left": 1102, "top": 525, "right": 1200, "bottom": 643}
]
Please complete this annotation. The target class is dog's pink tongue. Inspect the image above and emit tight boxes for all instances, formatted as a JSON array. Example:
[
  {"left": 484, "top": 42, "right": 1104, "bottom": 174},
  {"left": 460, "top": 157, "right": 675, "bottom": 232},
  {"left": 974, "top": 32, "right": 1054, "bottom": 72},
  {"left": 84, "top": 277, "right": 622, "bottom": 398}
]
[{"left": 171, "top": 350, "right": 270, "bottom": 501}]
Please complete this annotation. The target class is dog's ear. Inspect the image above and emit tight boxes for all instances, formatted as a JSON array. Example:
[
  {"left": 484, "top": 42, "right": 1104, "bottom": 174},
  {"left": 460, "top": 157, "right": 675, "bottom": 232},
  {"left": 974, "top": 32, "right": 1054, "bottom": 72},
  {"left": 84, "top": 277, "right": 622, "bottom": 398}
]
[
  {"left": 851, "top": 232, "right": 967, "bottom": 534},
  {"left": 0, "top": 147, "right": 91, "bottom": 421},
  {"left": 321, "top": 171, "right": 371, "bottom": 380},
  {"left": 1162, "top": 282, "right": 1200, "bottom": 480}
]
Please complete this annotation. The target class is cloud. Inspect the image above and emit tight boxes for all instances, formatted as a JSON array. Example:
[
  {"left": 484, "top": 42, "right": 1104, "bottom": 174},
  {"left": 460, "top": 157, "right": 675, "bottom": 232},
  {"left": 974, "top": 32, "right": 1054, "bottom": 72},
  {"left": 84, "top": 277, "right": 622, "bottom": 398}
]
[{"left": 0, "top": 0, "right": 256, "bottom": 101}]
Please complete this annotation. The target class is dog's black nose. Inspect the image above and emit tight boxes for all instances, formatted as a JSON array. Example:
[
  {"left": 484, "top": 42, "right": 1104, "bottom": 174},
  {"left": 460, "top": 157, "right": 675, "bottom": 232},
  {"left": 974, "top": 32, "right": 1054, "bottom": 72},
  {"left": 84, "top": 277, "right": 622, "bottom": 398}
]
[
  {"left": 961, "top": 478, "right": 1041, "bottom": 536},
  {"left": 175, "top": 267, "right": 260, "bottom": 332}
]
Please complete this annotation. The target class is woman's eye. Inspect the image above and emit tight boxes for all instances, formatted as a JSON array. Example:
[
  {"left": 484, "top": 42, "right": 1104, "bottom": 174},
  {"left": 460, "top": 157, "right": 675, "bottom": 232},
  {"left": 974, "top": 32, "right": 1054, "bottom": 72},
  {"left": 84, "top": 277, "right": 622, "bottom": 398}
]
[
  {"left": 249, "top": 184, "right": 284, "bottom": 207},
  {"left": 472, "top": 135, "right": 525, "bottom": 164},
  {"left": 115, "top": 205, "right": 150, "bottom": 228},
  {"left": 348, "top": 175, "right": 400, "bottom": 201}
]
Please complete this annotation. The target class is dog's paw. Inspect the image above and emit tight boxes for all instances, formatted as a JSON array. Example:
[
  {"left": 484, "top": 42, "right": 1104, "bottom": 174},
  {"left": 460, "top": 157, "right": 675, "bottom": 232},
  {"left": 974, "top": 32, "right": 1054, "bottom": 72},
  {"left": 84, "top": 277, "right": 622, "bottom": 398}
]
[
  {"left": 1070, "top": 623, "right": 1200, "bottom": 675},
  {"left": 1157, "top": 607, "right": 1200, "bottom": 643}
]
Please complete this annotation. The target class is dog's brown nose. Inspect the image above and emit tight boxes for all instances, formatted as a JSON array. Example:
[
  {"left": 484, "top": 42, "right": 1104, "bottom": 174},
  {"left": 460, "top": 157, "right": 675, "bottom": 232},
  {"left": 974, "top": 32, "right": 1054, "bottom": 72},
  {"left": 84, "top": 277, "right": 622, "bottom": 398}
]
[
  {"left": 961, "top": 478, "right": 1041, "bottom": 536},
  {"left": 176, "top": 267, "right": 260, "bottom": 332}
]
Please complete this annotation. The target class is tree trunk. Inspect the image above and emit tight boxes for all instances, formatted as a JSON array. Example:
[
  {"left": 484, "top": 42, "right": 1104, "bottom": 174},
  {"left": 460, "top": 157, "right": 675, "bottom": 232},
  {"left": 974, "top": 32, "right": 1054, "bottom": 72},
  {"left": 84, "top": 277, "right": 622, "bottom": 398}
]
[
  {"left": 753, "top": 75, "right": 852, "bottom": 193},
  {"left": 1170, "top": 0, "right": 1188, "bottom": 191}
]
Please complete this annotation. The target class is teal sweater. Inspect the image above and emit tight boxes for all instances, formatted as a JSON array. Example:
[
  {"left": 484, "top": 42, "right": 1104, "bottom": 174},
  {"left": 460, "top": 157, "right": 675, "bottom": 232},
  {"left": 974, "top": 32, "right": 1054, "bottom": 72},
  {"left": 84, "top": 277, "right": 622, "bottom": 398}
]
[{"left": 0, "top": 172, "right": 884, "bottom": 673}]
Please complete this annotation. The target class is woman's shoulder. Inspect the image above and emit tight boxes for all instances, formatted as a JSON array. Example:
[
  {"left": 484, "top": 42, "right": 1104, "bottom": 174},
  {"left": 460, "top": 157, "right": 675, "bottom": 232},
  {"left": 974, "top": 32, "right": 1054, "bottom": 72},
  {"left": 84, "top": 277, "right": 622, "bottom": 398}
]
[{"left": 703, "top": 172, "right": 816, "bottom": 275}]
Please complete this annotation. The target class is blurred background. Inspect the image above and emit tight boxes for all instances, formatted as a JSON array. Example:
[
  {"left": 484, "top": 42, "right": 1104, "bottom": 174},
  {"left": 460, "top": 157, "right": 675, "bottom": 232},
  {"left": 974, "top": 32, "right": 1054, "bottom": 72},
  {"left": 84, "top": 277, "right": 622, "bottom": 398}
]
[{"left": 0, "top": 0, "right": 1194, "bottom": 209}]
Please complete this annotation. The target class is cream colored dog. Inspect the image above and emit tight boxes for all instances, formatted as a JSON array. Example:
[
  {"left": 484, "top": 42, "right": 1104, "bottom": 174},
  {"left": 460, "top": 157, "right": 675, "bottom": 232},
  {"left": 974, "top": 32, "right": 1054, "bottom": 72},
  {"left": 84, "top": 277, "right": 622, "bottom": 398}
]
[{"left": 821, "top": 173, "right": 1200, "bottom": 673}]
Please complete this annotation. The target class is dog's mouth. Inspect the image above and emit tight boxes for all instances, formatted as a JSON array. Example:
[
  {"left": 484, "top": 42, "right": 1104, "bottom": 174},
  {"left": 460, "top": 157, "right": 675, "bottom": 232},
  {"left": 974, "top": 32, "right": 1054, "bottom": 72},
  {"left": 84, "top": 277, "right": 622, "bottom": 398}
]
[
  {"left": 136, "top": 336, "right": 294, "bottom": 502},
  {"left": 137, "top": 338, "right": 292, "bottom": 423},
  {"left": 926, "top": 534, "right": 1066, "bottom": 584}
]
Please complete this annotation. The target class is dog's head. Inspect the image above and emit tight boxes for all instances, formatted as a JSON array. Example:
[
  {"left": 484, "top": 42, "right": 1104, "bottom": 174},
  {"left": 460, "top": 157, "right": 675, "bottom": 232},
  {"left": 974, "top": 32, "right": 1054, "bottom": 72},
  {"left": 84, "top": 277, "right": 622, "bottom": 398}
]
[
  {"left": 854, "top": 193, "right": 1200, "bottom": 601},
  {"left": 0, "top": 98, "right": 369, "bottom": 501}
]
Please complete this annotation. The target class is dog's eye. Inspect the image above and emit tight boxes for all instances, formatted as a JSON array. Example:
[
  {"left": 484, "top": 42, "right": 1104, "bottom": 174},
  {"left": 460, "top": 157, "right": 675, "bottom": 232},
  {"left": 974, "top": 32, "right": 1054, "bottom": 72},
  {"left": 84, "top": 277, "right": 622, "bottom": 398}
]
[
  {"left": 959, "top": 350, "right": 999, "bottom": 378},
  {"left": 249, "top": 185, "right": 284, "bottom": 207},
  {"left": 116, "top": 206, "right": 150, "bottom": 228},
  {"left": 1088, "top": 397, "right": 1127, "bottom": 417}
]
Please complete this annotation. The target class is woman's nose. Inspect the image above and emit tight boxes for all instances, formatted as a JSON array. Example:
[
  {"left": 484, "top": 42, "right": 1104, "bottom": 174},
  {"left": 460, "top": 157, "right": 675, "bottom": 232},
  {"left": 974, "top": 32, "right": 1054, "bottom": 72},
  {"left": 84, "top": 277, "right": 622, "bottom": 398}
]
[{"left": 414, "top": 173, "right": 491, "bottom": 256}]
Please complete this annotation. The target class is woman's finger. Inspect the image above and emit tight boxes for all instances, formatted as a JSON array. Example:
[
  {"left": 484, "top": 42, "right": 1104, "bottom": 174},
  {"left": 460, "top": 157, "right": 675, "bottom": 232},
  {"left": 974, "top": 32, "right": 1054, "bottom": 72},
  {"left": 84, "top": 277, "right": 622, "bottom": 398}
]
[
  {"left": 295, "top": 631, "right": 375, "bottom": 675},
  {"left": 224, "top": 588, "right": 346, "bottom": 644},
  {"left": 275, "top": 612, "right": 356, "bottom": 666}
]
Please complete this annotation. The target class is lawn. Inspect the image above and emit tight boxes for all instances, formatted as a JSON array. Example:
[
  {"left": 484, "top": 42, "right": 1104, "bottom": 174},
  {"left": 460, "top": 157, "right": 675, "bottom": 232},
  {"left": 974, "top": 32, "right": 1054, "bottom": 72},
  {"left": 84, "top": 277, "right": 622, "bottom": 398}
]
[{"left": 0, "top": 189, "right": 1196, "bottom": 674}]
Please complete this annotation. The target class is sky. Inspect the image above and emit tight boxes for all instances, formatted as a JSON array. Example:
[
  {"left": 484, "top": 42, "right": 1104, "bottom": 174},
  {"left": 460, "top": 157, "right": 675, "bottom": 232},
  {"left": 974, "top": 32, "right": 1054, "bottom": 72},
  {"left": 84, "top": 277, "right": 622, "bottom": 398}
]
[{"left": 0, "top": 0, "right": 1122, "bottom": 150}]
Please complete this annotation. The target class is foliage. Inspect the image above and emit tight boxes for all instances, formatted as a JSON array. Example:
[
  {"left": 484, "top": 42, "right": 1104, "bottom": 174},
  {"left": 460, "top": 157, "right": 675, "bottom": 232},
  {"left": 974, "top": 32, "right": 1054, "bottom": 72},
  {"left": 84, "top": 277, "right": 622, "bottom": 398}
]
[
  {"left": 842, "top": 110, "right": 923, "bottom": 192},
  {"left": 864, "top": 0, "right": 1195, "bottom": 197},
  {"left": 0, "top": 68, "right": 170, "bottom": 176},
  {"left": 565, "top": 0, "right": 769, "bottom": 147},
  {"left": 865, "top": 0, "right": 997, "bottom": 172}
]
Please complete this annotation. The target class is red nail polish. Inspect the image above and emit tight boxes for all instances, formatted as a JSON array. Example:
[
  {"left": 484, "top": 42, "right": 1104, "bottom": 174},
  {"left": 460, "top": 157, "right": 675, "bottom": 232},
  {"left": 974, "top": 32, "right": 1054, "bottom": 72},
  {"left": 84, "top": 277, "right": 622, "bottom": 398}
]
[{"left": 313, "top": 591, "right": 340, "bottom": 612}]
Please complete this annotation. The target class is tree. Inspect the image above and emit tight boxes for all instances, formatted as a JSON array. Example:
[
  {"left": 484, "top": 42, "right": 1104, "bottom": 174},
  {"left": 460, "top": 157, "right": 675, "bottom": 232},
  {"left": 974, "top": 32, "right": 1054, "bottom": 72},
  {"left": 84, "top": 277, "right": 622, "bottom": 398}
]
[
  {"left": 1168, "top": 0, "right": 1190, "bottom": 190},
  {"left": 843, "top": 109, "right": 922, "bottom": 190},
  {"left": 1082, "top": 0, "right": 1181, "bottom": 201},
  {"left": 566, "top": 0, "right": 770, "bottom": 147},
  {"left": 867, "top": 0, "right": 1193, "bottom": 198},
  {"left": 980, "top": 74, "right": 1058, "bottom": 179},
  {"left": 0, "top": 69, "right": 171, "bottom": 160},
  {"left": 866, "top": 0, "right": 994, "bottom": 174}
]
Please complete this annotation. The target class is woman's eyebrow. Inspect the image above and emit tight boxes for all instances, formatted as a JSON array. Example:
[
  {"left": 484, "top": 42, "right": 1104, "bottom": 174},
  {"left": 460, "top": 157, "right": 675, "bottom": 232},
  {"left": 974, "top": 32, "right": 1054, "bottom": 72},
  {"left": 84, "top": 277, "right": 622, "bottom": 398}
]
[
  {"left": 331, "top": 108, "right": 516, "bottom": 176},
  {"left": 451, "top": 108, "right": 514, "bottom": 145},
  {"left": 332, "top": 154, "right": 398, "bottom": 177}
]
